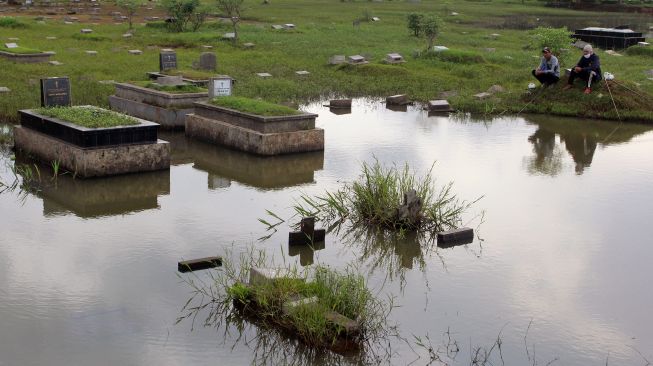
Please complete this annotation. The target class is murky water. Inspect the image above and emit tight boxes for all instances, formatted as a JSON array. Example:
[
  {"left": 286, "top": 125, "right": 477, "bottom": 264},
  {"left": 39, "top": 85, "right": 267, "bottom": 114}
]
[{"left": 1, "top": 101, "right": 653, "bottom": 365}]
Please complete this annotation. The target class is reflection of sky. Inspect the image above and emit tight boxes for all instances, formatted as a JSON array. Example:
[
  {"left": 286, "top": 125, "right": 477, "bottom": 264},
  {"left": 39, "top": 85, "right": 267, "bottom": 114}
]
[{"left": 1, "top": 103, "right": 653, "bottom": 365}]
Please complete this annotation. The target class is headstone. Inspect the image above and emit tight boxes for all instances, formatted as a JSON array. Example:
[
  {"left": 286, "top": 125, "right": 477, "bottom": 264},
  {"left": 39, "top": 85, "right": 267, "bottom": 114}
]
[
  {"left": 48, "top": 60, "right": 62, "bottom": 66},
  {"left": 437, "top": 227, "right": 474, "bottom": 245},
  {"left": 324, "top": 311, "right": 360, "bottom": 335},
  {"left": 451, "top": 12, "right": 459, "bottom": 16},
  {"left": 199, "top": 52, "right": 216, "bottom": 71},
  {"left": 347, "top": 54, "right": 367, "bottom": 64},
  {"left": 433, "top": 45, "right": 449, "bottom": 52},
  {"left": 256, "top": 72, "right": 272, "bottom": 78},
  {"left": 208, "top": 76, "right": 233, "bottom": 98},
  {"left": 329, "top": 55, "right": 345, "bottom": 65},
  {"left": 40, "top": 77, "right": 71, "bottom": 107},
  {"left": 272, "top": 24, "right": 284, "bottom": 30},
  {"left": 0, "top": 87, "right": 10, "bottom": 93},
  {"left": 428, "top": 100, "right": 451, "bottom": 112},
  {"left": 128, "top": 49, "right": 142, "bottom": 55},
  {"left": 159, "top": 50, "right": 177, "bottom": 72},
  {"left": 295, "top": 70, "right": 310, "bottom": 76},
  {"left": 156, "top": 75, "right": 185, "bottom": 86},
  {"left": 85, "top": 50, "right": 97, "bottom": 55},
  {"left": 80, "top": 28, "right": 92, "bottom": 33},
  {"left": 283, "top": 23, "right": 295, "bottom": 29},
  {"left": 288, "top": 217, "right": 326, "bottom": 245},
  {"left": 222, "top": 32, "right": 235, "bottom": 40},
  {"left": 386, "top": 94, "right": 409, "bottom": 105},
  {"left": 385, "top": 53, "right": 405, "bottom": 63},
  {"left": 5, "top": 43, "right": 18, "bottom": 49},
  {"left": 177, "top": 256, "right": 222, "bottom": 273},
  {"left": 330, "top": 99, "right": 351, "bottom": 108},
  {"left": 243, "top": 42, "right": 255, "bottom": 49},
  {"left": 474, "top": 92, "right": 492, "bottom": 100}
]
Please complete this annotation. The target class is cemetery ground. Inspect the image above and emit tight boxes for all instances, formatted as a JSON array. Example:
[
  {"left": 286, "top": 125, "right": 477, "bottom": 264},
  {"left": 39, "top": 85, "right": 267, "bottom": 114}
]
[{"left": 1, "top": 0, "right": 652, "bottom": 124}]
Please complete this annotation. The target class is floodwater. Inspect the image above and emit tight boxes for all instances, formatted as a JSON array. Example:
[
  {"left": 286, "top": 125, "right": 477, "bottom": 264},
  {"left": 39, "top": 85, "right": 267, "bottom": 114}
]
[{"left": 1, "top": 101, "right": 653, "bottom": 365}]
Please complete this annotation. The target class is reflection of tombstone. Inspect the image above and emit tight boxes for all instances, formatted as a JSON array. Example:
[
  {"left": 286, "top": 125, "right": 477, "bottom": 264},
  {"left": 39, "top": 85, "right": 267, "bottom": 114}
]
[
  {"left": 159, "top": 50, "right": 177, "bottom": 72},
  {"left": 199, "top": 52, "right": 216, "bottom": 71},
  {"left": 208, "top": 175, "right": 231, "bottom": 189},
  {"left": 40, "top": 77, "right": 71, "bottom": 107},
  {"left": 208, "top": 75, "right": 233, "bottom": 98},
  {"left": 329, "top": 107, "right": 351, "bottom": 115},
  {"left": 289, "top": 240, "right": 325, "bottom": 266}
]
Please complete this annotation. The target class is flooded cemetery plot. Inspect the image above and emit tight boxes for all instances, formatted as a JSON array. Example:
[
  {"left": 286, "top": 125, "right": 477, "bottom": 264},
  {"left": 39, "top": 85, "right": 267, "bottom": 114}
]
[{"left": 1, "top": 99, "right": 653, "bottom": 365}]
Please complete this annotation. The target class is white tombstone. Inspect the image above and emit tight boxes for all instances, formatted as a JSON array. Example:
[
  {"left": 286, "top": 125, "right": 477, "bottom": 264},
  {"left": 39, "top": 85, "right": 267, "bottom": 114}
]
[
  {"left": 5, "top": 43, "right": 18, "bottom": 49},
  {"left": 283, "top": 23, "right": 295, "bottom": 29},
  {"left": 208, "top": 76, "right": 233, "bottom": 98},
  {"left": 433, "top": 46, "right": 449, "bottom": 52}
]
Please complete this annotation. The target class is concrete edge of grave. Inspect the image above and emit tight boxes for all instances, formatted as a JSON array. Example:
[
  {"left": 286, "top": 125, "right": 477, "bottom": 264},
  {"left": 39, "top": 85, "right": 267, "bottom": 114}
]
[
  {"left": 185, "top": 114, "right": 325, "bottom": 155},
  {"left": 192, "top": 101, "right": 318, "bottom": 122},
  {"left": 108, "top": 95, "right": 192, "bottom": 129},
  {"left": 13, "top": 126, "right": 171, "bottom": 178},
  {"left": 114, "top": 82, "right": 208, "bottom": 99},
  {"left": 0, "top": 50, "right": 53, "bottom": 63}
]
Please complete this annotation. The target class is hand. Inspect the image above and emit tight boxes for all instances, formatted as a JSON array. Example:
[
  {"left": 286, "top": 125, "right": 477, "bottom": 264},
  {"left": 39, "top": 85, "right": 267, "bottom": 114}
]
[
  {"left": 535, "top": 70, "right": 542, "bottom": 75},
  {"left": 574, "top": 67, "right": 582, "bottom": 73}
]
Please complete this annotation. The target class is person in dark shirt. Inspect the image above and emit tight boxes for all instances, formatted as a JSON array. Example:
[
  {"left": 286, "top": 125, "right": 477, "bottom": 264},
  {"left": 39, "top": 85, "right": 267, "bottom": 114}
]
[{"left": 564, "top": 44, "right": 602, "bottom": 94}]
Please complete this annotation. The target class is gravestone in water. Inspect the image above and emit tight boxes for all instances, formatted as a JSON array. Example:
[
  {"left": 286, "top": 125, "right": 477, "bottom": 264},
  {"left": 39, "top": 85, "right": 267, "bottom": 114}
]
[
  {"left": 40, "top": 77, "right": 71, "bottom": 107},
  {"left": 159, "top": 50, "right": 177, "bottom": 72},
  {"left": 208, "top": 76, "right": 233, "bottom": 98},
  {"left": 199, "top": 52, "right": 216, "bottom": 71}
]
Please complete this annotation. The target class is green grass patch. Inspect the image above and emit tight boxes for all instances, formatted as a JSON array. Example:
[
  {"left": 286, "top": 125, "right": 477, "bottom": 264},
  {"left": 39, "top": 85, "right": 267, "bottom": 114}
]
[
  {"left": 1, "top": 46, "right": 43, "bottom": 54},
  {"left": 72, "top": 33, "right": 111, "bottom": 42},
  {"left": 625, "top": 46, "right": 653, "bottom": 57},
  {"left": 162, "top": 69, "right": 214, "bottom": 80},
  {"left": 35, "top": 106, "right": 139, "bottom": 128},
  {"left": 421, "top": 49, "right": 487, "bottom": 64},
  {"left": 131, "top": 80, "right": 207, "bottom": 93},
  {"left": 210, "top": 96, "right": 302, "bottom": 116},
  {"left": 0, "top": 17, "right": 28, "bottom": 28}
]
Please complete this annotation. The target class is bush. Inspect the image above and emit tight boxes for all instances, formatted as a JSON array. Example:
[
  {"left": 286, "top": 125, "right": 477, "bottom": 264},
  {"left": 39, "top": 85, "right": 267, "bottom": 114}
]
[
  {"left": 531, "top": 26, "right": 575, "bottom": 55},
  {"left": 625, "top": 46, "right": 653, "bottom": 57},
  {"left": 159, "top": 0, "right": 207, "bottom": 32},
  {"left": 0, "top": 17, "right": 27, "bottom": 28}
]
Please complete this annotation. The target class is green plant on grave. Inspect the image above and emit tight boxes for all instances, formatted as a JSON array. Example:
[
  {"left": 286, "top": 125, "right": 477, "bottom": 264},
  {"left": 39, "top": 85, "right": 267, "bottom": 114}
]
[{"left": 209, "top": 96, "right": 302, "bottom": 116}]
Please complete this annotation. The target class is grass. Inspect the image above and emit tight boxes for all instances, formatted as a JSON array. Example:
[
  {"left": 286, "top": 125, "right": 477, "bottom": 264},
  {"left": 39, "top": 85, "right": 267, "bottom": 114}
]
[
  {"left": 0, "top": 0, "right": 652, "bottom": 123},
  {"left": 177, "top": 248, "right": 391, "bottom": 352},
  {"left": 35, "top": 106, "right": 139, "bottom": 128},
  {"left": 0, "top": 17, "right": 28, "bottom": 28},
  {"left": 131, "top": 80, "right": 207, "bottom": 93},
  {"left": 210, "top": 96, "right": 302, "bottom": 116},
  {"left": 1, "top": 46, "right": 43, "bottom": 54},
  {"left": 163, "top": 69, "right": 216, "bottom": 80}
]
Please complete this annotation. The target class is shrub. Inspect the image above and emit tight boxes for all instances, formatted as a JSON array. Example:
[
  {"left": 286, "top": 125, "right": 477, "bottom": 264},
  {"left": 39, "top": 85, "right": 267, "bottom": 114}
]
[
  {"left": 625, "top": 45, "right": 653, "bottom": 57},
  {"left": 0, "top": 17, "right": 27, "bottom": 28},
  {"left": 531, "top": 26, "right": 575, "bottom": 55},
  {"left": 159, "top": 0, "right": 206, "bottom": 32}
]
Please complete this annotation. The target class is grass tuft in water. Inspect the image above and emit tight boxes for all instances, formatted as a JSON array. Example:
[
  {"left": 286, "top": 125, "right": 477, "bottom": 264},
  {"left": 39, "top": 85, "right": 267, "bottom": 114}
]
[
  {"left": 209, "top": 96, "right": 303, "bottom": 116},
  {"left": 35, "top": 106, "right": 140, "bottom": 128}
]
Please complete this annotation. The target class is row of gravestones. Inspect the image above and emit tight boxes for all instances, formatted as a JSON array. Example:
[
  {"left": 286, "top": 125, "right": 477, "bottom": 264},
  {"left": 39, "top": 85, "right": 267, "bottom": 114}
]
[{"left": 159, "top": 50, "right": 216, "bottom": 72}]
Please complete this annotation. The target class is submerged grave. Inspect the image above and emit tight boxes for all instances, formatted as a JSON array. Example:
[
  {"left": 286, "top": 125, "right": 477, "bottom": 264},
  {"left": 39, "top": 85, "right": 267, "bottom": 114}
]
[
  {"left": 185, "top": 96, "right": 324, "bottom": 155},
  {"left": 110, "top": 50, "right": 214, "bottom": 129},
  {"left": 15, "top": 77, "right": 170, "bottom": 178}
]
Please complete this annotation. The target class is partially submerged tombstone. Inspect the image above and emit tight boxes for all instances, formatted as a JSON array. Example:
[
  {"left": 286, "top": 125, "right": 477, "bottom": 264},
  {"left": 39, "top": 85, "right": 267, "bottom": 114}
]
[
  {"left": 427, "top": 100, "right": 453, "bottom": 112},
  {"left": 386, "top": 94, "right": 409, "bottom": 105},
  {"left": 16, "top": 77, "right": 170, "bottom": 178}
]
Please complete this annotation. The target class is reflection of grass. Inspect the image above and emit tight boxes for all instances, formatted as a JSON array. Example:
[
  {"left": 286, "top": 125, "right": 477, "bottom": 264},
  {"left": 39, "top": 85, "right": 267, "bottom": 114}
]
[
  {"left": 35, "top": 106, "right": 139, "bottom": 128},
  {"left": 177, "top": 248, "right": 392, "bottom": 353}
]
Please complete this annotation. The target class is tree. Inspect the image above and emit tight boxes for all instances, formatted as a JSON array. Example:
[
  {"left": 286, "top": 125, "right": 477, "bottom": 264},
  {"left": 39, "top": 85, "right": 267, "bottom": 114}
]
[
  {"left": 160, "top": 0, "right": 202, "bottom": 32},
  {"left": 116, "top": 0, "right": 144, "bottom": 30},
  {"left": 406, "top": 13, "right": 423, "bottom": 37},
  {"left": 216, "top": 0, "right": 245, "bottom": 43},
  {"left": 421, "top": 14, "right": 441, "bottom": 50},
  {"left": 531, "top": 26, "right": 574, "bottom": 55}
]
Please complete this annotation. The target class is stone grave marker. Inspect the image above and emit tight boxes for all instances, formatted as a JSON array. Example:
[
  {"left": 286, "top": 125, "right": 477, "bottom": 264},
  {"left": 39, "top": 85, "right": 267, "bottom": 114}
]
[
  {"left": 289, "top": 217, "right": 326, "bottom": 245},
  {"left": 371, "top": 17, "right": 380, "bottom": 21},
  {"left": 257, "top": 72, "right": 272, "bottom": 78},
  {"left": 128, "top": 49, "right": 142, "bottom": 55},
  {"left": 208, "top": 76, "right": 233, "bottom": 98},
  {"left": 283, "top": 23, "right": 295, "bottom": 29},
  {"left": 0, "top": 87, "right": 10, "bottom": 93},
  {"left": 5, "top": 42, "right": 18, "bottom": 49},
  {"left": 272, "top": 24, "right": 284, "bottom": 30},
  {"left": 437, "top": 227, "right": 474, "bottom": 247},
  {"left": 428, "top": 100, "right": 452, "bottom": 112},
  {"left": 638, "top": 42, "right": 650, "bottom": 46},
  {"left": 295, "top": 70, "right": 310, "bottom": 76},
  {"left": 474, "top": 92, "right": 491, "bottom": 100},
  {"left": 85, "top": 50, "right": 97, "bottom": 55},
  {"left": 122, "top": 33, "right": 132, "bottom": 38},
  {"left": 347, "top": 55, "right": 367, "bottom": 64},
  {"left": 40, "top": 77, "right": 71, "bottom": 107},
  {"left": 199, "top": 52, "right": 216, "bottom": 71},
  {"left": 159, "top": 50, "right": 177, "bottom": 72},
  {"left": 202, "top": 45, "right": 213, "bottom": 49},
  {"left": 156, "top": 75, "right": 185, "bottom": 86},
  {"left": 385, "top": 53, "right": 405, "bottom": 64},
  {"left": 80, "top": 28, "right": 92, "bottom": 33},
  {"left": 386, "top": 94, "right": 409, "bottom": 105},
  {"left": 8, "top": 37, "right": 18, "bottom": 41},
  {"left": 46, "top": 36, "right": 57, "bottom": 40}
]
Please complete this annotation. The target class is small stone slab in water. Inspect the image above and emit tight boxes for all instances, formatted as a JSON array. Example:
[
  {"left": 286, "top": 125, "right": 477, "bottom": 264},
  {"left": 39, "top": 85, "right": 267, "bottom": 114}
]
[
  {"left": 437, "top": 227, "right": 474, "bottom": 245},
  {"left": 178, "top": 256, "right": 222, "bottom": 273},
  {"left": 428, "top": 100, "right": 451, "bottom": 111},
  {"left": 387, "top": 94, "right": 409, "bottom": 105},
  {"left": 325, "top": 311, "right": 359, "bottom": 335}
]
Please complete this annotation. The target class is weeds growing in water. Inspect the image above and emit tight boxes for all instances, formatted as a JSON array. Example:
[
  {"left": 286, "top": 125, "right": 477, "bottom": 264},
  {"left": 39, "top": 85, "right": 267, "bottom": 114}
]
[{"left": 177, "top": 248, "right": 396, "bottom": 356}]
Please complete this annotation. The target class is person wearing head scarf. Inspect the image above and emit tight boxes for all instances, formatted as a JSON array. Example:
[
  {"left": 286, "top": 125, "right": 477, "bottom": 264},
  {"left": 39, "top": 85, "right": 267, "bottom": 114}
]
[
  {"left": 564, "top": 44, "right": 602, "bottom": 94},
  {"left": 532, "top": 46, "right": 560, "bottom": 86}
]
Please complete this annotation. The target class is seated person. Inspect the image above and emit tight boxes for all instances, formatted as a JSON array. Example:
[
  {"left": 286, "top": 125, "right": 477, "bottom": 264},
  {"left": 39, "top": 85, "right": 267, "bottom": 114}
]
[
  {"left": 532, "top": 47, "right": 560, "bottom": 86},
  {"left": 564, "top": 44, "right": 602, "bottom": 94}
]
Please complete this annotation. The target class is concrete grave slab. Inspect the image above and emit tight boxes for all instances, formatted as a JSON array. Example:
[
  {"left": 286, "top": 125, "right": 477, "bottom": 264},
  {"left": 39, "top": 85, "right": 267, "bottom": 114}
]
[
  {"left": 257, "top": 72, "right": 272, "bottom": 78},
  {"left": 128, "top": 49, "right": 142, "bottom": 55}
]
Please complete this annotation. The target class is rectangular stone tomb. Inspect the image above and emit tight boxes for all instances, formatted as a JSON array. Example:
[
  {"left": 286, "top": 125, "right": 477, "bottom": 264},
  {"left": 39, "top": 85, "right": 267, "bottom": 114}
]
[
  {"left": 0, "top": 50, "right": 53, "bottom": 63},
  {"left": 347, "top": 55, "right": 368, "bottom": 64},
  {"left": 177, "top": 256, "right": 222, "bottom": 272},
  {"left": 109, "top": 82, "right": 208, "bottom": 129},
  {"left": 386, "top": 94, "right": 409, "bottom": 105},
  {"left": 428, "top": 100, "right": 452, "bottom": 112},
  {"left": 385, "top": 53, "right": 405, "bottom": 64},
  {"left": 437, "top": 227, "right": 474, "bottom": 247},
  {"left": 185, "top": 102, "right": 324, "bottom": 155},
  {"left": 573, "top": 27, "right": 645, "bottom": 49}
]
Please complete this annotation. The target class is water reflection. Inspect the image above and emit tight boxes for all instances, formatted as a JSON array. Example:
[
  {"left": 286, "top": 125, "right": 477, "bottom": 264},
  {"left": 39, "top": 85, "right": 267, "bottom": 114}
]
[
  {"left": 523, "top": 115, "right": 652, "bottom": 175},
  {"left": 288, "top": 241, "right": 325, "bottom": 266},
  {"left": 162, "top": 132, "right": 324, "bottom": 190}
]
